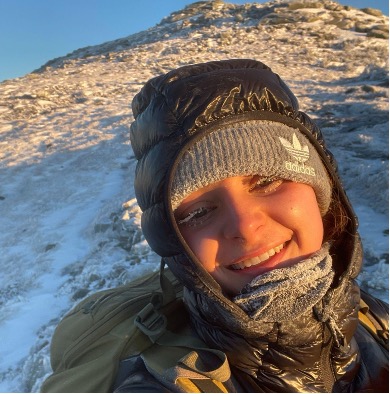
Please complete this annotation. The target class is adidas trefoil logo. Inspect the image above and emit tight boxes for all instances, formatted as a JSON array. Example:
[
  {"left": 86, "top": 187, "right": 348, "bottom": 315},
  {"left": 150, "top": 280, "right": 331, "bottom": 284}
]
[
  {"left": 279, "top": 133, "right": 309, "bottom": 163},
  {"left": 279, "top": 133, "right": 316, "bottom": 177}
]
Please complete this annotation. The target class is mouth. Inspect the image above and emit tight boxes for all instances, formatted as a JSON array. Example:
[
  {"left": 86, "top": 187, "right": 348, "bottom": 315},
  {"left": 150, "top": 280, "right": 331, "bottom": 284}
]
[{"left": 230, "top": 243, "right": 285, "bottom": 270}]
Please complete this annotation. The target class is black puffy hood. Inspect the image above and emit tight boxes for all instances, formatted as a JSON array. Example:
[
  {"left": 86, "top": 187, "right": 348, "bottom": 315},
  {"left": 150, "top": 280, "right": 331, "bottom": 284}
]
[{"left": 130, "top": 59, "right": 362, "bottom": 336}]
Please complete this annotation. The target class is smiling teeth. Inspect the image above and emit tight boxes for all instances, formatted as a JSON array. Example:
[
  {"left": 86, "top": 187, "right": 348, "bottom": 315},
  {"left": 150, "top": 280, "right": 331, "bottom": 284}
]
[{"left": 231, "top": 243, "right": 285, "bottom": 270}]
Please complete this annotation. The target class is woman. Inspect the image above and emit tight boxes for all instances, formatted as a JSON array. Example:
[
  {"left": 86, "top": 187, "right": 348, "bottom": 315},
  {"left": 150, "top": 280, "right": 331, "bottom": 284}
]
[{"left": 120, "top": 59, "right": 389, "bottom": 392}]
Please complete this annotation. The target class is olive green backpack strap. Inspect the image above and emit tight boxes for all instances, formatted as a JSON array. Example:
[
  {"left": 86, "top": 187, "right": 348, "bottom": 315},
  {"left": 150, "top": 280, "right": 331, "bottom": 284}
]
[
  {"left": 134, "top": 261, "right": 232, "bottom": 392},
  {"left": 358, "top": 291, "right": 389, "bottom": 350},
  {"left": 138, "top": 329, "right": 231, "bottom": 393}
]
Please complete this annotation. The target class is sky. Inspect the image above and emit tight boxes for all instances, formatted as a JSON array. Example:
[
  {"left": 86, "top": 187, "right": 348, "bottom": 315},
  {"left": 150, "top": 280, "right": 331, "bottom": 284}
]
[{"left": 0, "top": 0, "right": 388, "bottom": 82}]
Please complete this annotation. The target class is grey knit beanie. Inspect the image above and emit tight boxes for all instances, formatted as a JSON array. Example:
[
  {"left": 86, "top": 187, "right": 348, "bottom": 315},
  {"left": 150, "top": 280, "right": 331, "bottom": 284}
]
[{"left": 171, "top": 120, "right": 331, "bottom": 215}]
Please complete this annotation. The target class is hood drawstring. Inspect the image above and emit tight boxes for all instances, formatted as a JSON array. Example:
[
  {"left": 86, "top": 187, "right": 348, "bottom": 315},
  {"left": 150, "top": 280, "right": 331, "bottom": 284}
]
[{"left": 314, "top": 295, "right": 347, "bottom": 350}]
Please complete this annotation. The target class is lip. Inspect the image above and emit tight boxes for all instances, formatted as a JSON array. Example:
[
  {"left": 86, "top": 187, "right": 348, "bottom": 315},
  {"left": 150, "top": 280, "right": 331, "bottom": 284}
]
[{"left": 229, "top": 241, "right": 289, "bottom": 273}]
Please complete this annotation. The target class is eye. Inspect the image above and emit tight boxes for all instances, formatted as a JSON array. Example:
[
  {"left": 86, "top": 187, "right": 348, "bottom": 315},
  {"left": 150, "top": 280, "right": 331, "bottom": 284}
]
[
  {"left": 176, "top": 206, "right": 215, "bottom": 227},
  {"left": 249, "top": 176, "right": 283, "bottom": 194}
]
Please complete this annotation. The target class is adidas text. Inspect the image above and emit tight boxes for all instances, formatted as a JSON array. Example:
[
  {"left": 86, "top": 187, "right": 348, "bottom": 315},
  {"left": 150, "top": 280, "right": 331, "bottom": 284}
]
[{"left": 285, "top": 161, "right": 315, "bottom": 176}]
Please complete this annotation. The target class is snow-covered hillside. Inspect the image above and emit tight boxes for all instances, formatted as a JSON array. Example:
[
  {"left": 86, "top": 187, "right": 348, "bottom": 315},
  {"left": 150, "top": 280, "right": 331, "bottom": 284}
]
[{"left": 0, "top": 0, "right": 388, "bottom": 391}]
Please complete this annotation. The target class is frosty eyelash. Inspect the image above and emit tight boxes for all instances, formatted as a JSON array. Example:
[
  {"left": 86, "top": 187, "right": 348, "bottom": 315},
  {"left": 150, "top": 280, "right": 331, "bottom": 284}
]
[
  {"left": 177, "top": 206, "right": 214, "bottom": 227},
  {"left": 250, "top": 176, "right": 283, "bottom": 193},
  {"left": 177, "top": 208, "right": 205, "bottom": 225}
]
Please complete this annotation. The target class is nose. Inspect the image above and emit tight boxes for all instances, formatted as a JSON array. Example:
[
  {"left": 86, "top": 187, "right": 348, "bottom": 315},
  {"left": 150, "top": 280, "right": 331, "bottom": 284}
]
[{"left": 222, "top": 195, "right": 266, "bottom": 242}]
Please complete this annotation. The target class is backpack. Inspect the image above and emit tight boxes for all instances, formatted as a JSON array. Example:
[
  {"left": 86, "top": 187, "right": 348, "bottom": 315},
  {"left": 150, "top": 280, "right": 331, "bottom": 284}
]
[
  {"left": 40, "top": 265, "right": 231, "bottom": 393},
  {"left": 41, "top": 264, "right": 388, "bottom": 393}
]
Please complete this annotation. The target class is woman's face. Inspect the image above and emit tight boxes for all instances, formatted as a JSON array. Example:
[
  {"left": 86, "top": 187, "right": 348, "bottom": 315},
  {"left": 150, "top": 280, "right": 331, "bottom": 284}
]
[{"left": 175, "top": 175, "right": 324, "bottom": 295}]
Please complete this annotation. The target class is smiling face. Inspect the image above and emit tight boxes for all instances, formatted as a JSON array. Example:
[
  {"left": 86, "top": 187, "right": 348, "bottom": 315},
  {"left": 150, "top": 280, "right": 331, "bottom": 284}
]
[{"left": 174, "top": 175, "right": 324, "bottom": 296}]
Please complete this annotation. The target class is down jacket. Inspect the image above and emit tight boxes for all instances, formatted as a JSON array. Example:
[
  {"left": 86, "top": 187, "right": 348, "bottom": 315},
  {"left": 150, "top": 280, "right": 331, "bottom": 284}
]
[{"left": 118, "top": 59, "right": 389, "bottom": 392}]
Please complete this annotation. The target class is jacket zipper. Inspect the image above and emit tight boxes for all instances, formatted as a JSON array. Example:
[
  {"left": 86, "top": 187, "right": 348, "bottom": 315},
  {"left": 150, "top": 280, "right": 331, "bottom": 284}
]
[{"left": 320, "top": 324, "right": 336, "bottom": 392}]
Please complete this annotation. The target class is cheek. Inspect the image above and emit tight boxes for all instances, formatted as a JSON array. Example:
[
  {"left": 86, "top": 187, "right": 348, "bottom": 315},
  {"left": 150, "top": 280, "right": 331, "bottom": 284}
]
[
  {"left": 287, "top": 192, "right": 324, "bottom": 247},
  {"left": 179, "top": 228, "right": 219, "bottom": 273}
]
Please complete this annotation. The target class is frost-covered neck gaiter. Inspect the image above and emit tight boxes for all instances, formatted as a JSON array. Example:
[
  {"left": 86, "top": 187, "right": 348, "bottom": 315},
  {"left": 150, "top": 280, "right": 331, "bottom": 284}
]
[{"left": 233, "top": 244, "right": 334, "bottom": 322}]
